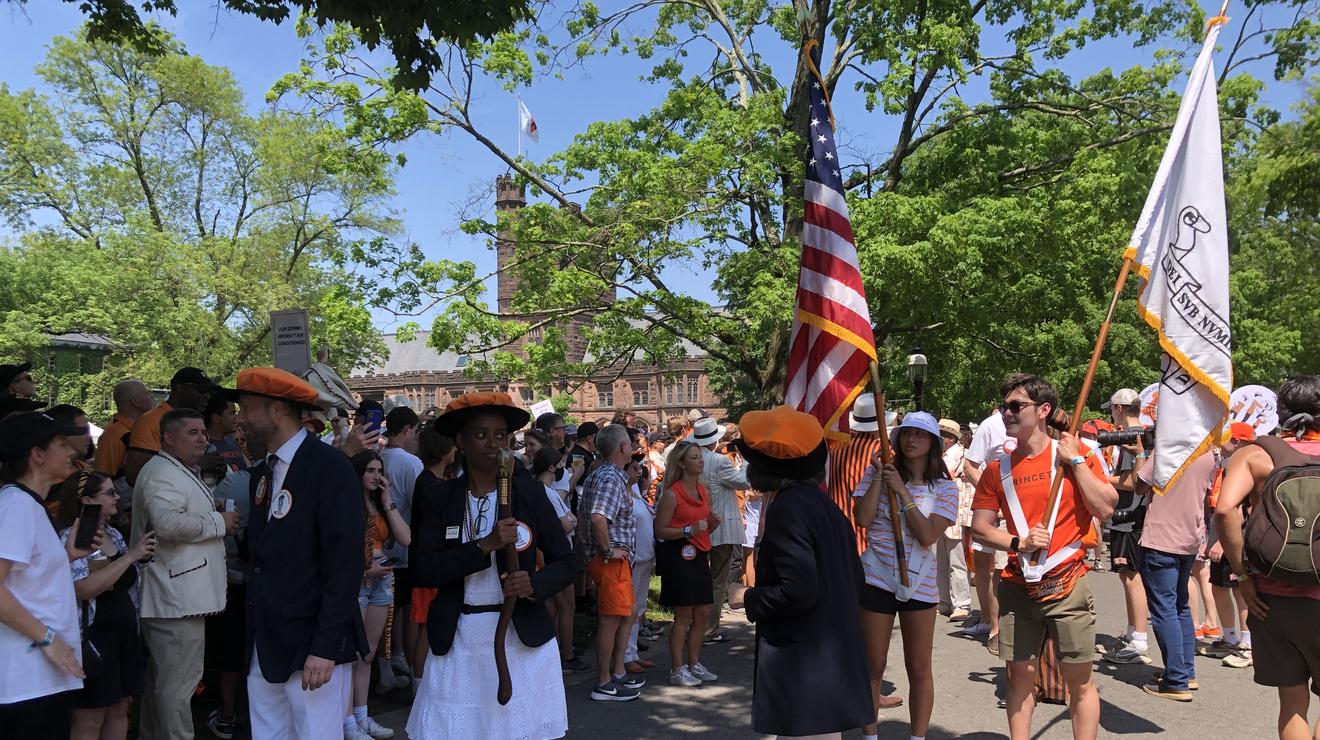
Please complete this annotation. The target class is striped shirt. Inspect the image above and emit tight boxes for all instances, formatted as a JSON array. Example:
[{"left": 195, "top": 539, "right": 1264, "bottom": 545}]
[
  {"left": 854, "top": 476, "right": 959, "bottom": 602},
  {"left": 828, "top": 432, "right": 884, "bottom": 553}
]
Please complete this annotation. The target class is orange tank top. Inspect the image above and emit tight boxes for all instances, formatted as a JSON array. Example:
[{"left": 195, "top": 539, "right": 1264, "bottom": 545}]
[{"left": 668, "top": 480, "right": 713, "bottom": 552}]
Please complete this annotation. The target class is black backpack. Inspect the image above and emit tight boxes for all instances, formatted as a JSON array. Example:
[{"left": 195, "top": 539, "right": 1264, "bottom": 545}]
[{"left": 1244, "top": 437, "right": 1320, "bottom": 585}]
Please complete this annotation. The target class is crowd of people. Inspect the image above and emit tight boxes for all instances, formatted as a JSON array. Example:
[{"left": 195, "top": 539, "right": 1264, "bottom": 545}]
[{"left": 0, "top": 356, "right": 1317, "bottom": 740}]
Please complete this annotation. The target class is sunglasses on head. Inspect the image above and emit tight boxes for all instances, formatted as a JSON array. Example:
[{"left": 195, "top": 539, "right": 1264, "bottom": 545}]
[{"left": 999, "top": 400, "right": 1037, "bottom": 414}]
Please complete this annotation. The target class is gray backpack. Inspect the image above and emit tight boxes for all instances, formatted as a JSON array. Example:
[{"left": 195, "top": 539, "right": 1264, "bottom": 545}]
[{"left": 1244, "top": 437, "right": 1320, "bottom": 585}]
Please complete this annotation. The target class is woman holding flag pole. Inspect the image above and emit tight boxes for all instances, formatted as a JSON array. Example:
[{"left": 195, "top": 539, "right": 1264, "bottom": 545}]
[{"left": 852, "top": 411, "right": 958, "bottom": 740}]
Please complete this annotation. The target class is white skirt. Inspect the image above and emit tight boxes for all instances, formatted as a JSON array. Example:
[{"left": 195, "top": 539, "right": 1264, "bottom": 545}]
[{"left": 406, "top": 611, "right": 567, "bottom": 740}]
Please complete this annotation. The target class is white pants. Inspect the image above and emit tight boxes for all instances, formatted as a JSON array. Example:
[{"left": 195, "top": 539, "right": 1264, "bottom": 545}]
[
  {"left": 624, "top": 558, "right": 655, "bottom": 662},
  {"left": 247, "top": 652, "right": 351, "bottom": 740},
  {"left": 936, "top": 533, "right": 971, "bottom": 612}
]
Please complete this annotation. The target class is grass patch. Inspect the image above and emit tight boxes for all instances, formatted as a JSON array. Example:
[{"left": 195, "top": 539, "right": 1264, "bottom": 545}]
[{"left": 648, "top": 574, "right": 673, "bottom": 621}]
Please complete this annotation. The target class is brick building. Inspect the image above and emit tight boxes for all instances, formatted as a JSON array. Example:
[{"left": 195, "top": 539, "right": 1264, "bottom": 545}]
[{"left": 348, "top": 176, "right": 724, "bottom": 430}]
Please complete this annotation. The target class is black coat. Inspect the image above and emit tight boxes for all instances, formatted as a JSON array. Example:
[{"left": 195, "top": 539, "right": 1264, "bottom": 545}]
[
  {"left": 244, "top": 434, "right": 368, "bottom": 683},
  {"left": 411, "top": 473, "right": 574, "bottom": 655},
  {"left": 744, "top": 482, "right": 873, "bottom": 737}
]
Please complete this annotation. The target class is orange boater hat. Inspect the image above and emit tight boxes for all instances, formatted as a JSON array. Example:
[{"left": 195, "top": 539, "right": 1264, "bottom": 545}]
[
  {"left": 218, "top": 367, "right": 322, "bottom": 409},
  {"left": 433, "top": 391, "right": 531, "bottom": 438},
  {"left": 733, "top": 405, "right": 829, "bottom": 480}
]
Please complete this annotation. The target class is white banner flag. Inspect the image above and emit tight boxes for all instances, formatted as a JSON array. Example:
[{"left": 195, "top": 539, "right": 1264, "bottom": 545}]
[
  {"left": 1124, "top": 19, "right": 1233, "bottom": 493},
  {"left": 518, "top": 99, "right": 539, "bottom": 143}
]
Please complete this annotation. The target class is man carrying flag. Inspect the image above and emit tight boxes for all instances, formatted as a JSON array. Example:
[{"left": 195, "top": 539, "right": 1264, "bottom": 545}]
[{"left": 1122, "top": 11, "right": 1234, "bottom": 704}]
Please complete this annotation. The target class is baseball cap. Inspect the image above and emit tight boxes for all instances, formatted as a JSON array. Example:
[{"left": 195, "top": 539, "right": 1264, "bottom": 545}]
[
  {"left": 170, "top": 367, "right": 215, "bottom": 390},
  {"left": 0, "top": 362, "right": 32, "bottom": 390},
  {"left": 1229, "top": 422, "right": 1256, "bottom": 442},
  {"left": 686, "top": 408, "right": 708, "bottom": 423},
  {"left": 576, "top": 421, "right": 600, "bottom": 438},
  {"left": 0, "top": 412, "right": 85, "bottom": 460},
  {"left": 1102, "top": 388, "right": 1141, "bottom": 409}
]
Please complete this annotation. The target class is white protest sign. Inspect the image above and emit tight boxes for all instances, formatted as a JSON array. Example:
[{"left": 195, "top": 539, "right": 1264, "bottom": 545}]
[
  {"left": 529, "top": 399, "right": 555, "bottom": 420},
  {"left": 270, "top": 309, "right": 311, "bottom": 375}
]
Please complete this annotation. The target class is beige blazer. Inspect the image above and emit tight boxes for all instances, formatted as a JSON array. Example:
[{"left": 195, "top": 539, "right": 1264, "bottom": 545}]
[{"left": 131, "top": 452, "right": 227, "bottom": 619}]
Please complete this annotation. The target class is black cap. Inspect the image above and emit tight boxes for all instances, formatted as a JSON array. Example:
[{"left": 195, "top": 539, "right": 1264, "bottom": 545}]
[
  {"left": 170, "top": 367, "right": 215, "bottom": 389},
  {"left": 0, "top": 362, "right": 32, "bottom": 390},
  {"left": 0, "top": 395, "right": 46, "bottom": 418},
  {"left": 0, "top": 412, "right": 85, "bottom": 460},
  {"left": 577, "top": 421, "right": 600, "bottom": 438}
]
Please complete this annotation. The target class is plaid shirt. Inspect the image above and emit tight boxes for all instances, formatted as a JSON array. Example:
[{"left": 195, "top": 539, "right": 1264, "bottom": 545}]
[{"left": 583, "top": 462, "right": 635, "bottom": 559}]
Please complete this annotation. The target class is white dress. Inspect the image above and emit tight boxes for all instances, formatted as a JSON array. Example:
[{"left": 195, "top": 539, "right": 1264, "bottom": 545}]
[{"left": 406, "top": 491, "right": 568, "bottom": 740}]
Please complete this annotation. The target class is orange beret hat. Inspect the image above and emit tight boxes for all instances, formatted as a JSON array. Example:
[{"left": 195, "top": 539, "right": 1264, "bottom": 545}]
[
  {"left": 433, "top": 391, "right": 531, "bottom": 437},
  {"left": 226, "top": 367, "right": 322, "bottom": 408},
  {"left": 733, "top": 405, "right": 828, "bottom": 480}
]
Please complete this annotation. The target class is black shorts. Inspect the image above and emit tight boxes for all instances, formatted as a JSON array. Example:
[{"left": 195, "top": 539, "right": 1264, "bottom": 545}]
[
  {"left": 205, "top": 583, "right": 247, "bottom": 673},
  {"left": 861, "top": 584, "right": 937, "bottom": 614},
  {"left": 77, "top": 604, "right": 144, "bottom": 709},
  {"left": 1110, "top": 531, "right": 1143, "bottom": 572},
  {"left": 393, "top": 567, "right": 412, "bottom": 607},
  {"left": 657, "top": 539, "right": 714, "bottom": 607},
  {"left": 1210, "top": 559, "right": 1240, "bottom": 589}
]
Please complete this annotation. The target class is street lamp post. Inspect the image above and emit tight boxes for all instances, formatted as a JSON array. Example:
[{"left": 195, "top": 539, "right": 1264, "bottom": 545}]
[{"left": 906, "top": 347, "right": 929, "bottom": 412}]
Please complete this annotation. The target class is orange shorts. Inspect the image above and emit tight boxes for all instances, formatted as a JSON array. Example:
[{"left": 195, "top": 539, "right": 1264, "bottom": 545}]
[
  {"left": 411, "top": 587, "right": 438, "bottom": 624},
  {"left": 587, "top": 556, "right": 634, "bottom": 617}
]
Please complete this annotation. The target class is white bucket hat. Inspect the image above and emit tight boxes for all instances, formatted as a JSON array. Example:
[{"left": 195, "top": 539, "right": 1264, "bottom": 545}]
[
  {"left": 849, "top": 393, "right": 880, "bottom": 432},
  {"left": 687, "top": 417, "right": 726, "bottom": 447},
  {"left": 890, "top": 411, "right": 942, "bottom": 448}
]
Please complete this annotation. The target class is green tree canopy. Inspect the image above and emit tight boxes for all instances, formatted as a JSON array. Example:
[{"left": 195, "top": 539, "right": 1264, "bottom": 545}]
[{"left": 0, "top": 25, "right": 408, "bottom": 414}]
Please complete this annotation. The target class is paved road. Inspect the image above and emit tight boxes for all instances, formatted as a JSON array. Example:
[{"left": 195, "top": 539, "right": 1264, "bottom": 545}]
[{"left": 355, "top": 570, "right": 1286, "bottom": 739}]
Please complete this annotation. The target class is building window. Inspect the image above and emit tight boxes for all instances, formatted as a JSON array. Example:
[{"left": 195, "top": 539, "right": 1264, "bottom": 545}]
[
  {"left": 665, "top": 380, "right": 676, "bottom": 405},
  {"left": 456, "top": 355, "right": 468, "bottom": 368},
  {"left": 519, "top": 387, "right": 534, "bottom": 402},
  {"left": 597, "top": 389, "right": 614, "bottom": 408},
  {"left": 632, "top": 385, "right": 650, "bottom": 406},
  {"left": 686, "top": 379, "right": 699, "bottom": 403}
]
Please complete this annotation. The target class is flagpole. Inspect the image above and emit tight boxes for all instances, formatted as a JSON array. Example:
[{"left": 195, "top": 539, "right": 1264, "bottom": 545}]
[
  {"left": 869, "top": 361, "right": 909, "bottom": 588},
  {"left": 516, "top": 96, "right": 522, "bottom": 159},
  {"left": 1040, "top": 256, "right": 1135, "bottom": 525}
]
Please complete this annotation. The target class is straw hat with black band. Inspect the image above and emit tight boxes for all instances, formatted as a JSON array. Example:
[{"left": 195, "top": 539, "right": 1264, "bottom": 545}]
[
  {"left": 849, "top": 394, "right": 880, "bottom": 433},
  {"left": 687, "top": 417, "right": 726, "bottom": 448},
  {"left": 733, "top": 406, "right": 828, "bottom": 481},
  {"left": 432, "top": 392, "right": 531, "bottom": 438}
]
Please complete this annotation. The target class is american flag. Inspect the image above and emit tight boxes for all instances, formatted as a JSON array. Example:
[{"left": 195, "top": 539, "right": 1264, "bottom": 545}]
[{"left": 784, "top": 43, "right": 877, "bottom": 440}]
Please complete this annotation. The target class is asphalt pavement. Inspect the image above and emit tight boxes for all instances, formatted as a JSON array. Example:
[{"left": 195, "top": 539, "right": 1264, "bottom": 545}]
[{"left": 355, "top": 569, "right": 1286, "bottom": 739}]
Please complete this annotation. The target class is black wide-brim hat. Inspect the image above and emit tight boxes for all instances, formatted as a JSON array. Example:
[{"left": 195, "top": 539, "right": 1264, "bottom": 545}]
[
  {"left": 433, "top": 392, "right": 531, "bottom": 438},
  {"left": 733, "top": 405, "right": 829, "bottom": 481}
]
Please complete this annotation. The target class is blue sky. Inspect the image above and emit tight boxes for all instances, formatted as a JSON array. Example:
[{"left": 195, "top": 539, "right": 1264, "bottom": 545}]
[{"left": 1, "top": 2, "right": 1308, "bottom": 333}]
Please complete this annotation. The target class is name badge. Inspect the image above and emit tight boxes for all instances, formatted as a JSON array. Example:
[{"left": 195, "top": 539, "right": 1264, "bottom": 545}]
[{"left": 445, "top": 526, "right": 460, "bottom": 540}]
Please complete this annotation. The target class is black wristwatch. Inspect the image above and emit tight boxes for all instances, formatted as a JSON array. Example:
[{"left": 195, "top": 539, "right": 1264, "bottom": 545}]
[{"left": 1009, "top": 536, "right": 1021, "bottom": 553}]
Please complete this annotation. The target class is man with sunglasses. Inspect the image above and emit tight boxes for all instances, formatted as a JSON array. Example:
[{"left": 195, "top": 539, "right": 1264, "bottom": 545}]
[
  {"left": 123, "top": 368, "right": 216, "bottom": 486},
  {"left": 971, "top": 374, "right": 1118, "bottom": 740}
]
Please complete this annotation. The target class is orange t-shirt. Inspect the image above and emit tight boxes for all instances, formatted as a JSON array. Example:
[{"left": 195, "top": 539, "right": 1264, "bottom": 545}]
[
  {"left": 127, "top": 402, "right": 173, "bottom": 454},
  {"left": 972, "top": 443, "right": 1107, "bottom": 590},
  {"left": 93, "top": 414, "right": 135, "bottom": 476}
]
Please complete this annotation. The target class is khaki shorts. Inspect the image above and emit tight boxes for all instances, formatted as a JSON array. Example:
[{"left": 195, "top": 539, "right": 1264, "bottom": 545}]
[
  {"left": 997, "top": 578, "right": 1096, "bottom": 664},
  {"left": 1249, "top": 593, "right": 1320, "bottom": 696}
]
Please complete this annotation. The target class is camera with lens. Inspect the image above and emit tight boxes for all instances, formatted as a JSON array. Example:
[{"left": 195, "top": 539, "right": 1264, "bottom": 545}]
[{"left": 1096, "top": 426, "right": 1156, "bottom": 449}]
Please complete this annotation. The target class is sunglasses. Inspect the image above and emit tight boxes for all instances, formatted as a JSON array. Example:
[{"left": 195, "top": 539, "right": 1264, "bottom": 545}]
[{"left": 999, "top": 400, "right": 1038, "bottom": 414}]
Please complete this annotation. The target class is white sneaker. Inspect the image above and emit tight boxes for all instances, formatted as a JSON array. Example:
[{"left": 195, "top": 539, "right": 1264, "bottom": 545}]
[
  {"left": 373, "top": 672, "right": 411, "bottom": 695},
  {"left": 344, "top": 723, "right": 374, "bottom": 740},
  {"left": 961, "top": 620, "right": 992, "bottom": 636},
  {"left": 1103, "top": 642, "right": 1151, "bottom": 664},
  {"left": 358, "top": 717, "right": 395, "bottom": 739},
  {"left": 669, "top": 666, "right": 702, "bottom": 687},
  {"left": 688, "top": 662, "right": 718, "bottom": 682}
]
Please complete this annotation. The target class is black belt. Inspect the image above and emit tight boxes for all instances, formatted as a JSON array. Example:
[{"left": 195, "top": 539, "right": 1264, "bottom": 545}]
[{"left": 461, "top": 603, "right": 502, "bottom": 614}]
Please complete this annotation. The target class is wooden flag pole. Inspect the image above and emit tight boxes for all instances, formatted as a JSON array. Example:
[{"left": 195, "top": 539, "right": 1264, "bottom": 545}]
[
  {"left": 869, "top": 361, "right": 909, "bottom": 588},
  {"left": 1040, "top": 256, "right": 1135, "bottom": 527}
]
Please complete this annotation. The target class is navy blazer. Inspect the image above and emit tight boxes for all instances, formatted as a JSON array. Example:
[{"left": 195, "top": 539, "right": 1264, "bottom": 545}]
[
  {"left": 411, "top": 474, "right": 574, "bottom": 656},
  {"left": 745, "top": 483, "right": 874, "bottom": 737},
  {"left": 244, "top": 434, "right": 368, "bottom": 683}
]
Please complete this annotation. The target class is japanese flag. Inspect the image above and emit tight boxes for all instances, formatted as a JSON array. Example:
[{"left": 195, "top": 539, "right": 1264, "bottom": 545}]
[{"left": 518, "top": 99, "right": 539, "bottom": 143}]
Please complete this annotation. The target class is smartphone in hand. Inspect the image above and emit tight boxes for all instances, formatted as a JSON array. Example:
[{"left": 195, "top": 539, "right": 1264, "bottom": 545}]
[
  {"left": 364, "top": 409, "right": 384, "bottom": 434},
  {"left": 74, "top": 504, "right": 102, "bottom": 550}
]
